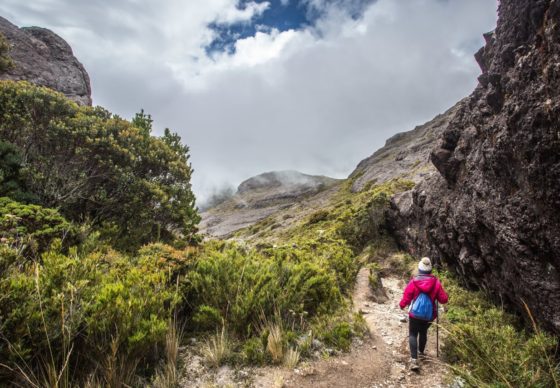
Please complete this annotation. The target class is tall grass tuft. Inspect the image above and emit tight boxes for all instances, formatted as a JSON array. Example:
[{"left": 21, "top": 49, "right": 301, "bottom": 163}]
[
  {"left": 202, "top": 326, "right": 231, "bottom": 368},
  {"left": 267, "top": 323, "right": 284, "bottom": 364},
  {"left": 283, "top": 347, "right": 300, "bottom": 369},
  {"left": 153, "top": 319, "right": 183, "bottom": 388}
]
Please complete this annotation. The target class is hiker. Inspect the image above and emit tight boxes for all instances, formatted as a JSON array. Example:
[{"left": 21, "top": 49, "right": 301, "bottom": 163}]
[{"left": 399, "top": 257, "right": 448, "bottom": 371}]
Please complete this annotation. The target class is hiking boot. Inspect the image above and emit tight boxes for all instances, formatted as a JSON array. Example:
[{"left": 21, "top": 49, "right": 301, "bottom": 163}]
[
  {"left": 410, "top": 358, "right": 420, "bottom": 371},
  {"left": 419, "top": 351, "right": 427, "bottom": 360}
]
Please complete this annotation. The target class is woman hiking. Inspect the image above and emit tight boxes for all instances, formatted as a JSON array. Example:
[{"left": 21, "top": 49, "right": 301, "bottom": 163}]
[{"left": 399, "top": 257, "right": 448, "bottom": 371}]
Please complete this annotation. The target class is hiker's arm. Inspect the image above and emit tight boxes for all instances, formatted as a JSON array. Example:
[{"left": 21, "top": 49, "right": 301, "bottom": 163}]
[
  {"left": 436, "top": 281, "right": 449, "bottom": 304},
  {"left": 399, "top": 280, "right": 414, "bottom": 309}
]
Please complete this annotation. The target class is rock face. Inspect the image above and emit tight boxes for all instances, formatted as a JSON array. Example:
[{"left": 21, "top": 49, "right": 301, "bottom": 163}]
[
  {"left": 200, "top": 171, "right": 341, "bottom": 238},
  {"left": 388, "top": 0, "right": 560, "bottom": 333},
  {"left": 0, "top": 16, "right": 91, "bottom": 105},
  {"left": 350, "top": 101, "right": 464, "bottom": 191}
]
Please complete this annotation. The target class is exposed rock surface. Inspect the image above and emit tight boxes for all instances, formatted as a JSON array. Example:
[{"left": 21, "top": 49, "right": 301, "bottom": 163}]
[
  {"left": 350, "top": 101, "right": 464, "bottom": 191},
  {"left": 388, "top": 0, "right": 560, "bottom": 333},
  {"left": 0, "top": 16, "right": 91, "bottom": 105},
  {"left": 200, "top": 171, "right": 341, "bottom": 238}
]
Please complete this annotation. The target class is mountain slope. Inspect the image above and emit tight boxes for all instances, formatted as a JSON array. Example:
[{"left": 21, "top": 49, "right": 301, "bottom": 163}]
[{"left": 200, "top": 170, "right": 342, "bottom": 238}]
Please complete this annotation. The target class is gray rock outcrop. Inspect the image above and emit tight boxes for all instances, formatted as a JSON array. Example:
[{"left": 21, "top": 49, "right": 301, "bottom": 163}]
[
  {"left": 388, "top": 0, "right": 560, "bottom": 333},
  {"left": 0, "top": 16, "right": 91, "bottom": 105}
]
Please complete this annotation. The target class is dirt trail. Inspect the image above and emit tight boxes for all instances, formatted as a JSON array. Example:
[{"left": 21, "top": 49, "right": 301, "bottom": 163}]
[
  {"left": 179, "top": 268, "right": 448, "bottom": 387},
  {"left": 269, "top": 268, "right": 448, "bottom": 388}
]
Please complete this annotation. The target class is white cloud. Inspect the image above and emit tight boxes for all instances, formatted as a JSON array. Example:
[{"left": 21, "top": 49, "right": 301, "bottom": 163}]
[
  {"left": 215, "top": 1, "right": 270, "bottom": 24},
  {"left": 0, "top": 0, "right": 498, "bottom": 202}
]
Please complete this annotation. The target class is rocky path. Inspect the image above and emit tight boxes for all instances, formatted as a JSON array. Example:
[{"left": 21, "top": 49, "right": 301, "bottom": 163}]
[
  {"left": 270, "top": 268, "right": 448, "bottom": 388},
  {"left": 179, "top": 267, "right": 449, "bottom": 387}
]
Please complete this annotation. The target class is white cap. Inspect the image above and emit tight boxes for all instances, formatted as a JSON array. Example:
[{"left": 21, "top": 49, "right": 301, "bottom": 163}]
[{"left": 418, "top": 257, "right": 432, "bottom": 272}]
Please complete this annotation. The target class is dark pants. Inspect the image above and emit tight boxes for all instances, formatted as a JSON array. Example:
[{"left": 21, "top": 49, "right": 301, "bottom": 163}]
[{"left": 409, "top": 317, "right": 431, "bottom": 359}]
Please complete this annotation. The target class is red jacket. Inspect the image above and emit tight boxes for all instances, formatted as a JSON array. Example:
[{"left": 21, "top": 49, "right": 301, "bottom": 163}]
[{"left": 399, "top": 274, "right": 448, "bottom": 320}]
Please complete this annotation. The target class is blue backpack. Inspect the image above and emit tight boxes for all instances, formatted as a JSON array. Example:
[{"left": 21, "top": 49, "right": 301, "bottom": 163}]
[{"left": 410, "top": 282, "right": 435, "bottom": 321}]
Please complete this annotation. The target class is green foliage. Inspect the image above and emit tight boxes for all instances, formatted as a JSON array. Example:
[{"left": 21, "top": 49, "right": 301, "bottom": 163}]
[
  {"left": 311, "top": 312, "right": 367, "bottom": 353},
  {"left": 439, "top": 272, "right": 560, "bottom": 387},
  {"left": 307, "top": 209, "right": 331, "bottom": 225},
  {"left": 183, "top": 241, "right": 343, "bottom": 338},
  {"left": 0, "top": 33, "right": 14, "bottom": 74},
  {"left": 0, "top": 197, "right": 75, "bottom": 257},
  {"left": 0, "top": 141, "right": 36, "bottom": 203},
  {"left": 0, "top": 80, "right": 199, "bottom": 251},
  {"left": 0, "top": 242, "right": 183, "bottom": 385},
  {"left": 322, "top": 322, "right": 353, "bottom": 352},
  {"left": 367, "top": 262, "right": 381, "bottom": 290},
  {"left": 334, "top": 179, "right": 414, "bottom": 251}
]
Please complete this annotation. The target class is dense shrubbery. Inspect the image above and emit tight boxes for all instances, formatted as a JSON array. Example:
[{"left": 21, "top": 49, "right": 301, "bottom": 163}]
[
  {"left": 183, "top": 240, "right": 348, "bottom": 337},
  {"left": 439, "top": 271, "right": 560, "bottom": 387},
  {"left": 0, "top": 241, "right": 187, "bottom": 385},
  {"left": 0, "top": 80, "right": 201, "bottom": 385},
  {"left": 0, "top": 197, "right": 77, "bottom": 258},
  {"left": 0, "top": 81, "right": 199, "bottom": 251}
]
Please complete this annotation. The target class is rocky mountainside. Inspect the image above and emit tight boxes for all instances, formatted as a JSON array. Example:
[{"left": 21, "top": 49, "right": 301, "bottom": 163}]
[
  {"left": 201, "top": 101, "right": 463, "bottom": 240},
  {"left": 388, "top": 0, "right": 560, "bottom": 333},
  {"left": 200, "top": 171, "right": 341, "bottom": 237},
  {"left": 0, "top": 16, "right": 91, "bottom": 105},
  {"left": 349, "top": 101, "right": 464, "bottom": 192},
  {"left": 202, "top": 102, "right": 466, "bottom": 239}
]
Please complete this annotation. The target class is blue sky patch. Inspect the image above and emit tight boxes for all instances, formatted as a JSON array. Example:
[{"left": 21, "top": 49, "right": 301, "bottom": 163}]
[{"left": 206, "top": 0, "right": 374, "bottom": 56}]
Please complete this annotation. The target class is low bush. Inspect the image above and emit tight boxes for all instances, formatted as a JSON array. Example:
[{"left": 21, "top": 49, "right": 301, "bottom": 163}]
[
  {"left": 183, "top": 240, "right": 344, "bottom": 338},
  {"left": 439, "top": 272, "right": 560, "bottom": 387},
  {"left": 0, "top": 197, "right": 76, "bottom": 258},
  {"left": 0, "top": 241, "right": 183, "bottom": 385}
]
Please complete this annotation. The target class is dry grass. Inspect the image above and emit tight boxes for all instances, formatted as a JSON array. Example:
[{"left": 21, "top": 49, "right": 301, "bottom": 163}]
[
  {"left": 153, "top": 320, "right": 183, "bottom": 388},
  {"left": 283, "top": 347, "right": 300, "bottom": 369},
  {"left": 202, "top": 326, "right": 231, "bottom": 368},
  {"left": 101, "top": 335, "right": 139, "bottom": 388},
  {"left": 267, "top": 323, "right": 284, "bottom": 364}
]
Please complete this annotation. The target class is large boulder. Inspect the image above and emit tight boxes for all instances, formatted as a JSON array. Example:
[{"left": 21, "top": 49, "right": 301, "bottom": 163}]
[
  {"left": 0, "top": 16, "right": 91, "bottom": 105},
  {"left": 388, "top": 0, "right": 560, "bottom": 333}
]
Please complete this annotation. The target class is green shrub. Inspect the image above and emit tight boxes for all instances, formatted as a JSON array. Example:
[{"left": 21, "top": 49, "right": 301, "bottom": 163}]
[
  {"left": 322, "top": 322, "right": 353, "bottom": 352},
  {"left": 0, "top": 197, "right": 76, "bottom": 257},
  {"left": 242, "top": 337, "right": 266, "bottom": 365},
  {"left": 0, "top": 141, "right": 36, "bottom": 203},
  {"left": 0, "top": 241, "right": 184, "bottom": 385},
  {"left": 0, "top": 33, "right": 14, "bottom": 74},
  {"left": 0, "top": 80, "right": 199, "bottom": 251},
  {"left": 307, "top": 209, "right": 331, "bottom": 225},
  {"left": 439, "top": 272, "right": 560, "bottom": 387},
  {"left": 183, "top": 241, "right": 344, "bottom": 338}
]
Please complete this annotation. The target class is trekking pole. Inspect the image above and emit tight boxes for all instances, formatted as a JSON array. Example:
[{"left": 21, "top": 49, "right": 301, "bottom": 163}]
[{"left": 436, "top": 300, "right": 439, "bottom": 358}]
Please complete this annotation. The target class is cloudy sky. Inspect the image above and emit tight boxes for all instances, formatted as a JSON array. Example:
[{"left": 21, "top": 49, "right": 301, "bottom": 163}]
[{"left": 0, "top": 0, "right": 498, "bottom": 204}]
